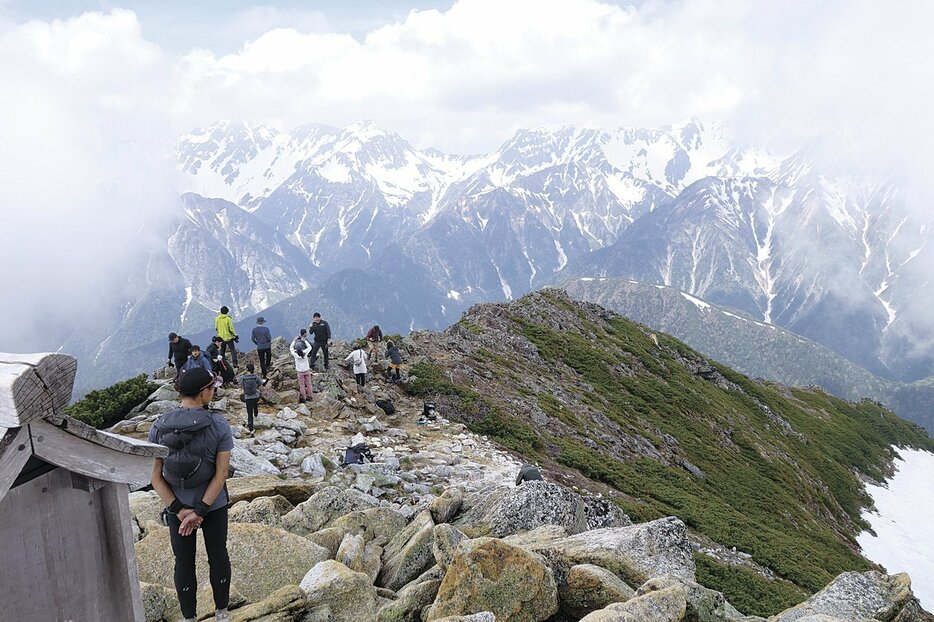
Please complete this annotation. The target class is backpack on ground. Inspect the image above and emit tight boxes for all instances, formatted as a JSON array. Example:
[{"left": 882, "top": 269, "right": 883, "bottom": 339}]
[
  {"left": 152, "top": 408, "right": 216, "bottom": 489},
  {"left": 375, "top": 399, "right": 395, "bottom": 416},
  {"left": 342, "top": 442, "right": 373, "bottom": 466}
]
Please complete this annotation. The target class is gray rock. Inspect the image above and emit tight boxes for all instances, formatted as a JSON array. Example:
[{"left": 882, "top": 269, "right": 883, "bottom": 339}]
[
  {"left": 330, "top": 507, "right": 410, "bottom": 546},
  {"left": 636, "top": 575, "right": 734, "bottom": 621},
  {"left": 769, "top": 571, "right": 927, "bottom": 622},
  {"left": 337, "top": 533, "right": 382, "bottom": 583},
  {"left": 253, "top": 414, "right": 275, "bottom": 430},
  {"left": 376, "top": 579, "right": 441, "bottom": 622},
  {"left": 562, "top": 564, "right": 635, "bottom": 617},
  {"left": 479, "top": 481, "right": 591, "bottom": 537},
  {"left": 429, "top": 488, "right": 464, "bottom": 524},
  {"left": 301, "top": 560, "right": 379, "bottom": 622},
  {"left": 431, "top": 614, "right": 495, "bottom": 622},
  {"left": 309, "top": 527, "right": 347, "bottom": 559},
  {"left": 145, "top": 400, "right": 178, "bottom": 415},
  {"left": 579, "top": 584, "right": 688, "bottom": 621},
  {"left": 302, "top": 453, "right": 328, "bottom": 477},
  {"left": 281, "top": 486, "right": 379, "bottom": 536},
  {"left": 230, "top": 439, "right": 281, "bottom": 477},
  {"left": 529, "top": 517, "right": 696, "bottom": 587},
  {"left": 432, "top": 523, "right": 468, "bottom": 570},
  {"left": 426, "top": 537, "right": 558, "bottom": 622},
  {"left": 147, "top": 384, "right": 180, "bottom": 403},
  {"left": 228, "top": 495, "right": 293, "bottom": 527},
  {"left": 378, "top": 510, "right": 437, "bottom": 591},
  {"left": 582, "top": 496, "right": 632, "bottom": 531}
]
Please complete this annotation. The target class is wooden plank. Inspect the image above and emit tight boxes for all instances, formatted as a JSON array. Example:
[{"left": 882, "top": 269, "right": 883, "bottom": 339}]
[
  {"left": 0, "top": 427, "right": 32, "bottom": 503},
  {"left": 0, "top": 469, "right": 141, "bottom": 620},
  {"left": 44, "top": 413, "right": 168, "bottom": 459},
  {"left": 0, "top": 353, "right": 77, "bottom": 428},
  {"left": 29, "top": 420, "right": 157, "bottom": 488},
  {"left": 99, "top": 480, "right": 148, "bottom": 621}
]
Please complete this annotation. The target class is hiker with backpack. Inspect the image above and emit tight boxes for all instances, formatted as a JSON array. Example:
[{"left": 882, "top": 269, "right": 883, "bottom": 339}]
[
  {"left": 251, "top": 316, "right": 272, "bottom": 380},
  {"left": 345, "top": 341, "right": 369, "bottom": 387},
  {"left": 148, "top": 367, "right": 233, "bottom": 622},
  {"left": 365, "top": 325, "right": 382, "bottom": 361},
  {"left": 308, "top": 312, "right": 331, "bottom": 371},
  {"left": 207, "top": 336, "right": 235, "bottom": 386},
  {"left": 385, "top": 340, "right": 403, "bottom": 382},
  {"left": 215, "top": 305, "right": 239, "bottom": 369},
  {"left": 167, "top": 332, "right": 192, "bottom": 375},
  {"left": 237, "top": 363, "right": 262, "bottom": 434},
  {"left": 291, "top": 328, "right": 313, "bottom": 403}
]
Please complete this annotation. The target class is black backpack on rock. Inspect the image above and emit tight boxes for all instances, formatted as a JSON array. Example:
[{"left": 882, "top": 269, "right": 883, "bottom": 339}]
[
  {"left": 152, "top": 408, "right": 216, "bottom": 489},
  {"left": 375, "top": 399, "right": 395, "bottom": 416},
  {"left": 342, "top": 443, "right": 374, "bottom": 466}
]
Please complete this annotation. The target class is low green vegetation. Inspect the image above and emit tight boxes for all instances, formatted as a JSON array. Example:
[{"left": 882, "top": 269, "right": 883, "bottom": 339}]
[
  {"left": 65, "top": 374, "right": 156, "bottom": 429},
  {"left": 425, "top": 290, "right": 934, "bottom": 615},
  {"left": 694, "top": 554, "right": 808, "bottom": 617}
]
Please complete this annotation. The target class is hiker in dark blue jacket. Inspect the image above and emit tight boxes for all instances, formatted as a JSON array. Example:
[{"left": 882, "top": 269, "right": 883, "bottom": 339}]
[
  {"left": 179, "top": 346, "right": 213, "bottom": 378},
  {"left": 251, "top": 316, "right": 272, "bottom": 380}
]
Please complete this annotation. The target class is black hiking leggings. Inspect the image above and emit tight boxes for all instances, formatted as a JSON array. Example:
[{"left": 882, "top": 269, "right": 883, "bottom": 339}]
[
  {"left": 257, "top": 348, "right": 271, "bottom": 377},
  {"left": 355, "top": 372, "right": 366, "bottom": 386},
  {"left": 244, "top": 397, "right": 259, "bottom": 430},
  {"left": 168, "top": 505, "right": 231, "bottom": 618}
]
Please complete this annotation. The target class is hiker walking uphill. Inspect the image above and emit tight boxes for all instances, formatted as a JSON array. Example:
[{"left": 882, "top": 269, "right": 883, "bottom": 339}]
[
  {"left": 237, "top": 363, "right": 262, "bottom": 434},
  {"left": 207, "top": 336, "right": 235, "bottom": 386},
  {"left": 251, "top": 316, "right": 272, "bottom": 380},
  {"left": 308, "top": 312, "right": 331, "bottom": 371},
  {"left": 148, "top": 367, "right": 233, "bottom": 622},
  {"left": 346, "top": 342, "right": 369, "bottom": 387},
  {"left": 366, "top": 325, "right": 382, "bottom": 361},
  {"left": 167, "top": 332, "right": 192, "bottom": 374},
  {"left": 386, "top": 340, "right": 403, "bottom": 382},
  {"left": 291, "top": 329, "right": 313, "bottom": 403},
  {"left": 215, "top": 306, "right": 239, "bottom": 368}
]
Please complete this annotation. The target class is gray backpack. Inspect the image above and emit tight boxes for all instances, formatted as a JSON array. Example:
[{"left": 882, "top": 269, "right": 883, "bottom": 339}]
[{"left": 153, "top": 408, "right": 216, "bottom": 489}]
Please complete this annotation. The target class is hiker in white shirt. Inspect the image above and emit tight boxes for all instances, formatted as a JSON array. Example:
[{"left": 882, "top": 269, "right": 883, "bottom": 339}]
[{"left": 345, "top": 342, "right": 369, "bottom": 387}]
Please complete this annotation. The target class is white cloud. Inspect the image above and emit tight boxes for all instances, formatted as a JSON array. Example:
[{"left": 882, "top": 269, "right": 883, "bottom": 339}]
[{"left": 2, "top": 0, "right": 934, "bottom": 348}]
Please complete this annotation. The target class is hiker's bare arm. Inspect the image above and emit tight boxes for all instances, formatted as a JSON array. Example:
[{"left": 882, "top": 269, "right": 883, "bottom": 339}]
[
  {"left": 151, "top": 459, "right": 176, "bottom": 506},
  {"left": 199, "top": 450, "right": 231, "bottom": 508}
]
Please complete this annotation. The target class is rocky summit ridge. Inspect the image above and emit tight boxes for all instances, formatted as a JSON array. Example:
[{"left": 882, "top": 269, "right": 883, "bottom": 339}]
[{"left": 117, "top": 290, "right": 933, "bottom": 621}]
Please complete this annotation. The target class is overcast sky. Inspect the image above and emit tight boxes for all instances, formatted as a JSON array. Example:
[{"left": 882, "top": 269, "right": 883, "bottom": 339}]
[{"left": 0, "top": 0, "right": 932, "bottom": 347}]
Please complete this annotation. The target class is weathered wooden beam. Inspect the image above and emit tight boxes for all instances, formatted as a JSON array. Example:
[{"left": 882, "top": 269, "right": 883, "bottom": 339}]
[
  {"left": 44, "top": 414, "right": 168, "bottom": 459},
  {"left": 0, "top": 353, "right": 77, "bottom": 428},
  {"left": 29, "top": 420, "right": 156, "bottom": 488},
  {"left": 0, "top": 427, "right": 32, "bottom": 504}
]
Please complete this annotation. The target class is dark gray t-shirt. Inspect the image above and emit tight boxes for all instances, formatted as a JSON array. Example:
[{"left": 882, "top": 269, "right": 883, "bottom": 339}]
[{"left": 149, "top": 409, "right": 234, "bottom": 511}]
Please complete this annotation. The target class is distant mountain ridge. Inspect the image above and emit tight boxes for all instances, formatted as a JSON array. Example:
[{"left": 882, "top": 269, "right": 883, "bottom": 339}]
[
  {"left": 57, "top": 119, "right": 934, "bottom": 396},
  {"left": 563, "top": 276, "right": 934, "bottom": 432}
]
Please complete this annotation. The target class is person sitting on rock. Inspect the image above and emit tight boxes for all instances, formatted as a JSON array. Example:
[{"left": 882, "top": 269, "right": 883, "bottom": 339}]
[{"left": 516, "top": 463, "right": 544, "bottom": 486}]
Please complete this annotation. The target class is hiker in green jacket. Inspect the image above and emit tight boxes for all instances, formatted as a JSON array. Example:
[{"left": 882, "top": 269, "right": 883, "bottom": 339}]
[{"left": 214, "top": 306, "right": 239, "bottom": 368}]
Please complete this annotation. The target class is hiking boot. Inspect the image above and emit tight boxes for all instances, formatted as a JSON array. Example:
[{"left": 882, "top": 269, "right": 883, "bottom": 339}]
[
  {"left": 299, "top": 397, "right": 306, "bottom": 403},
  {"left": 215, "top": 610, "right": 231, "bottom": 622},
  {"left": 261, "top": 378, "right": 269, "bottom": 386}
]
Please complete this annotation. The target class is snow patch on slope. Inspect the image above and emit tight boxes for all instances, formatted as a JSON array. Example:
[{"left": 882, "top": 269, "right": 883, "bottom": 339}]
[{"left": 858, "top": 448, "right": 934, "bottom": 608}]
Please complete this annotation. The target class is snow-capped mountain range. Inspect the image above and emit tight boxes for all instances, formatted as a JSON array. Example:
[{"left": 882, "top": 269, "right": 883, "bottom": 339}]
[{"left": 61, "top": 118, "right": 933, "bottom": 395}]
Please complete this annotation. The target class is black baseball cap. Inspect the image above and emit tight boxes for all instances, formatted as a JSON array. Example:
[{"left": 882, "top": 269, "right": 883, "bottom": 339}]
[{"left": 177, "top": 368, "right": 220, "bottom": 396}]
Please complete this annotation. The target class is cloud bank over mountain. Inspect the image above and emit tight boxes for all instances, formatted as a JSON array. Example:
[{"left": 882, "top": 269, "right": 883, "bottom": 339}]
[{"left": 1, "top": 0, "right": 932, "bottom": 351}]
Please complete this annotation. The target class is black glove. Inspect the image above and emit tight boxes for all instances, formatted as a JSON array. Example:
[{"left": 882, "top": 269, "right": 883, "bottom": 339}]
[{"left": 233, "top": 335, "right": 240, "bottom": 343}]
